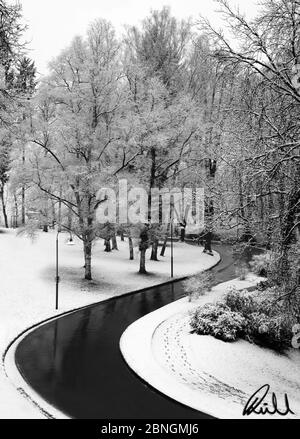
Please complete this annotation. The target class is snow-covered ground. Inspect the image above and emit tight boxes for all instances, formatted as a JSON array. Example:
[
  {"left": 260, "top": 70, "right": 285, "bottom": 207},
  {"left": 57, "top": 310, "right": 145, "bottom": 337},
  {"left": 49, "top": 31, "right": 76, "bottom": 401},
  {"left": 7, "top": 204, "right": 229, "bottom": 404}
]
[
  {"left": 120, "top": 276, "right": 300, "bottom": 419},
  {"left": 0, "top": 228, "right": 220, "bottom": 419}
]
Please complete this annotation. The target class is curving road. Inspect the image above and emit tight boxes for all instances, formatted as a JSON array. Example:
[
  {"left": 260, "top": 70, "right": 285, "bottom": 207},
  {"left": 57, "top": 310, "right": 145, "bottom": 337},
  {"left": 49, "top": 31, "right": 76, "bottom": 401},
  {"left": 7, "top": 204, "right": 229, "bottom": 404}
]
[{"left": 15, "top": 244, "right": 247, "bottom": 419}]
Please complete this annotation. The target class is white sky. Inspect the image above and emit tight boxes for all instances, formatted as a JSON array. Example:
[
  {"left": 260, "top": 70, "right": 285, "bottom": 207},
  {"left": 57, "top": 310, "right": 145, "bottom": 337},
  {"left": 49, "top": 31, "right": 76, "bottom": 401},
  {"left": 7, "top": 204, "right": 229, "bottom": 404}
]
[{"left": 19, "top": 0, "right": 259, "bottom": 76}]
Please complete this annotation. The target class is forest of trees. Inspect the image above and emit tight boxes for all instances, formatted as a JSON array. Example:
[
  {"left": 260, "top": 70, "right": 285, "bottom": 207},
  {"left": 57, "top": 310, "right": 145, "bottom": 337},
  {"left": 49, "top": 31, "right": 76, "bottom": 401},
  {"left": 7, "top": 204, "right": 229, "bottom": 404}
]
[{"left": 0, "top": 0, "right": 299, "bottom": 320}]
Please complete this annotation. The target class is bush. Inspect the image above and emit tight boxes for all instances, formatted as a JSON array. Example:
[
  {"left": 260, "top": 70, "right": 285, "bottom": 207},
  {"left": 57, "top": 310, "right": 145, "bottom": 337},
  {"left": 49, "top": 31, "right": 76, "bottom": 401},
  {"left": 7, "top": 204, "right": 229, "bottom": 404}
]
[
  {"left": 183, "top": 271, "right": 214, "bottom": 302},
  {"left": 190, "top": 287, "right": 293, "bottom": 351},
  {"left": 224, "top": 288, "right": 257, "bottom": 315},
  {"left": 257, "top": 279, "right": 273, "bottom": 291},
  {"left": 224, "top": 287, "right": 280, "bottom": 315},
  {"left": 246, "top": 313, "right": 291, "bottom": 350},
  {"left": 190, "top": 303, "right": 246, "bottom": 341},
  {"left": 249, "top": 252, "right": 272, "bottom": 277}
]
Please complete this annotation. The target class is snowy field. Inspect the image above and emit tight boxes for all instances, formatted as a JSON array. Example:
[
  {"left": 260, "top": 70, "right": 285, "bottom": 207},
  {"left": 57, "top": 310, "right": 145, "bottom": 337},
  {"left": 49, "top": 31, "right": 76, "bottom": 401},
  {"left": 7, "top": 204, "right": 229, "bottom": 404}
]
[
  {"left": 121, "top": 276, "right": 300, "bottom": 419},
  {"left": 0, "top": 228, "right": 220, "bottom": 419}
]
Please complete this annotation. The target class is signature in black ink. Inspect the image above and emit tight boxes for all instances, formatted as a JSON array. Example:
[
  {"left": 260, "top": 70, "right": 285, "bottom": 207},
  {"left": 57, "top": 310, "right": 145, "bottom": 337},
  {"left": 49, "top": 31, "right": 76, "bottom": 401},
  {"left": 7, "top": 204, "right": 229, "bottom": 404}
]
[{"left": 243, "top": 384, "right": 295, "bottom": 416}]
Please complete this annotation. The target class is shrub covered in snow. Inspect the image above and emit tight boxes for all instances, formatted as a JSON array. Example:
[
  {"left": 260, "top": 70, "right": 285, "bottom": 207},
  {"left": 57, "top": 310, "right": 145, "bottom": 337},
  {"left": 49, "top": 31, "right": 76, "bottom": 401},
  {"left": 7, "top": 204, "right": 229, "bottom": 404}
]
[
  {"left": 224, "top": 288, "right": 257, "bottom": 315},
  {"left": 190, "top": 287, "right": 293, "bottom": 350},
  {"left": 183, "top": 271, "right": 214, "bottom": 302},
  {"left": 190, "top": 302, "right": 246, "bottom": 341},
  {"left": 249, "top": 252, "right": 272, "bottom": 277},
  {"left": 246, "top": 312, "right": 291, "bottom": 350}
]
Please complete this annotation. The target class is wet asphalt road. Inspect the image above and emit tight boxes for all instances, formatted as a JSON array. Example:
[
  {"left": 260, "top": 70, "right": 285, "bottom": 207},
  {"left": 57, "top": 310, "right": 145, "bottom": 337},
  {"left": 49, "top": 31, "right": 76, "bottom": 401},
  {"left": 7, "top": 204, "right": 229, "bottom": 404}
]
[{"left": 15, "top": 244, "right": 239, "bottom": 419}]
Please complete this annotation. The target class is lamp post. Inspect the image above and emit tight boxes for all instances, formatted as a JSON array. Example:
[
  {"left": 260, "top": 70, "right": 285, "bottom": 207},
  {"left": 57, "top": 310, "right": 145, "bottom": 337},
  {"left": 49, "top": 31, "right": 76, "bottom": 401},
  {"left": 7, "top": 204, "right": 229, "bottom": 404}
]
[
  {"left": 170, "top": 202, "right": 174, "bottom": 278},
  {"left": 55, "top": 229, "right": 60, "bottom": 310}
]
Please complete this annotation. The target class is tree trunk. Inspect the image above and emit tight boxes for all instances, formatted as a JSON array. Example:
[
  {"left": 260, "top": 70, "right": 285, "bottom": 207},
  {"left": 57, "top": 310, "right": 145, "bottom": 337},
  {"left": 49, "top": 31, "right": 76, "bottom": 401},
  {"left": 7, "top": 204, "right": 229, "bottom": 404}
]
[
  {"left": 14, "top": 193, "right": 18, "bottom": 228},
  {"left": 112, "top": 234, "right": 118, "bottom": 250},
  {"left": 150, "top": 238, "right": 159, "bottom": 261},
  {"left": 139, "top": 248, "right": 147, "bottom": 274},
  {"left": 120, "top": 230, "right": 125, "bottom": 241},
  {"left": 22, "top": 147, "right": 26, "bottom": 225},
  {"left": 43, "top": 224, "right": 48, "bottom": 232},
  {"left": 51, "top": 200, "right": 56, "bottom": 228},
  {"left": 0, "top": 189, "right": 8, "bottom": 228},
  {"left": 104, "top": 238, "right": 111, "bottom": 252},
  {"left": 128, "top": 235, "right": 134, "bottom": 260},
  {"left": 180, "top": 226, "right": 186, "bottom": 242},
  {"left": 84, "top": 241, "right": 92, "bottom": 280},
  {"left": 68, "top": 209, "right": 73, "bottom": 234},
  {"left": 160, "top": 223, "right": 170, "bottom": 256},
  {"left": 21, "top": 186, "right": 25, "bottom": 225},
  {"left": 150, "top": 147, "right": 156, "bottom": 189},
  {"left": 139, "top": 226, "right": 149, "bottom": 273},
  {"left": 203, "top": 230, "right": 213, "bottom": 254}
]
